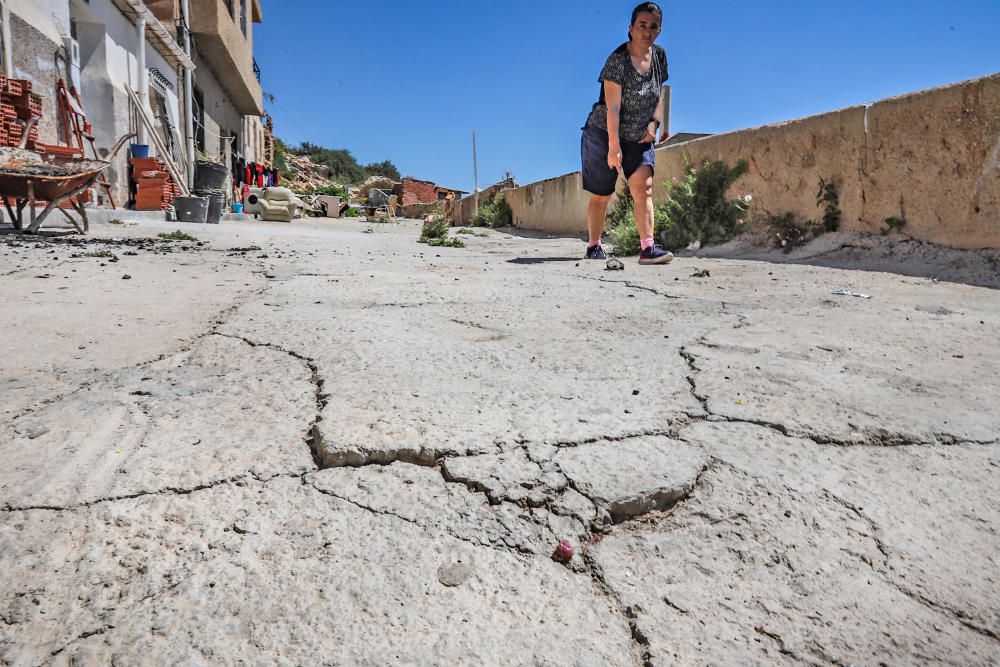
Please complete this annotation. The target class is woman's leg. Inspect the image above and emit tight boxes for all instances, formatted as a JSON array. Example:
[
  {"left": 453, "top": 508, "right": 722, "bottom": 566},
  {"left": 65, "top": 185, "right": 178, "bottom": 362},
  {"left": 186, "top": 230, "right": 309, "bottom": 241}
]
[
  {"left": 587, "top": 194, "right": 612, "bottom": 246},
  {"left": 628, "top": 165, "right": 654, "bottom": 242}
]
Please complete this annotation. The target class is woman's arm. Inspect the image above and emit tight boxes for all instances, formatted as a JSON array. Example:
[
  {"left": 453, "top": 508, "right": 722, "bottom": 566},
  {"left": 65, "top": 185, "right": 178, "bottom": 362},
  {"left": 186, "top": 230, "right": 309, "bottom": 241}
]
[{"left": 604, "top": 80, "right": 623, "bottom": 169}]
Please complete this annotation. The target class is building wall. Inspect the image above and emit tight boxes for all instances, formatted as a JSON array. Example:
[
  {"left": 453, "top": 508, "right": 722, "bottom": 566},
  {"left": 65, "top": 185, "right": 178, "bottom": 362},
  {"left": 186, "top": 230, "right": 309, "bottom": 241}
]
[
  {"left": 188, "top": 0, "right": 261, "bottom": 116},
  {"left": 394, "top": 178, "right": 439, "bottom": 206},
  {"left": 192, "top": 48, "right": 243, "bottom": 166},
  {"left": 480, "top": 72, "right": 1000, "bottom": 250},
  {"left": 8, "top": 7, "right": 69, "bottom": 147},
  {"left": 69, "top": 0, "right": 182, "bottom": 205}
]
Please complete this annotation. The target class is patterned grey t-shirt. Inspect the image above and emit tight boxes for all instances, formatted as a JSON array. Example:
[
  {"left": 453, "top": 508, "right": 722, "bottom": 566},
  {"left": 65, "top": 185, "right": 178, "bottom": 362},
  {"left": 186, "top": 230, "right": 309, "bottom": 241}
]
[{"left": 586, "top": 43, "right": 668, "bottom": 143}]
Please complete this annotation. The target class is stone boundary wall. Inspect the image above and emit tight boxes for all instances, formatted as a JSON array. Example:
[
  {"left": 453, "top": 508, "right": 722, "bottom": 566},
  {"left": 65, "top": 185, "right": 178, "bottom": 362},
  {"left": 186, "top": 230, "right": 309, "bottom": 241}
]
[{"left": 456, "top": 72, "right": 1000, "bottom": 250}]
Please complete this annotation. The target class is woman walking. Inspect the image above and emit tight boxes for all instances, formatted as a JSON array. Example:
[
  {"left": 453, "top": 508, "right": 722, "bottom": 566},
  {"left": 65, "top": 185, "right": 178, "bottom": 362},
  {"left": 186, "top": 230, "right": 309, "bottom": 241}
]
[{"left": 581, "top": 2, "right": 673, "bottom": 264}]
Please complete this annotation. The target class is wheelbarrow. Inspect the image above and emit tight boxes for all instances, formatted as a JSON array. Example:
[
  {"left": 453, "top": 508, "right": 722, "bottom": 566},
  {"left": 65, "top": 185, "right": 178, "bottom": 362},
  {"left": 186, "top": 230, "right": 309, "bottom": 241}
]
[{"left": 0, "top": 126, "right": 134, "bottom": 234}]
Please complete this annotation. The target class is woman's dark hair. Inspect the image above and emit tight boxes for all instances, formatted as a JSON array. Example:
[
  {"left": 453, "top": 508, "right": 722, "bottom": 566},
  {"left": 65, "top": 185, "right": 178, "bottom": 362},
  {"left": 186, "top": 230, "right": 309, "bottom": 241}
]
[{"left": 628, "top": 2, "right": 663, "bottom": 41}]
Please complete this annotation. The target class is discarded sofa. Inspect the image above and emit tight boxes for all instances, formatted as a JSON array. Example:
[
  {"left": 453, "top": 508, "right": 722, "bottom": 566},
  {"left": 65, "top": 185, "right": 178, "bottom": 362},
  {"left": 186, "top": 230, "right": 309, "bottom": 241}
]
[{"left": 257, "top": 187, "right": 297, "bottom": 222}]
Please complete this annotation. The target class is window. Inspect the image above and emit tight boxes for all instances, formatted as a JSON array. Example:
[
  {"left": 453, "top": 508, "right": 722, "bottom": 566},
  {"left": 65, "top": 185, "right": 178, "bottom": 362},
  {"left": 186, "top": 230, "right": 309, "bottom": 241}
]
[
  {"left": 240, "top": 0, "right": 247, "bottom": 36},
  {"left": 223, "top": 0, "right": 234, "bottom": 18}
]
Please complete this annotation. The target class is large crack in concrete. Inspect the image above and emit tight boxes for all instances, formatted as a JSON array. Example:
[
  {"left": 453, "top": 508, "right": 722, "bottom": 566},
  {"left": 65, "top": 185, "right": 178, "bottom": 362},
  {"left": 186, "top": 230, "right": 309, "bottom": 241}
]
[
  {"left": 212, "top": 332, "right": 327, "bottom": 469},
  {"left": 680, "top": 344, "right": 999, "bottom": 449},
  {"left": 0, "top": 471, "right": 300, "bottom": 514}
]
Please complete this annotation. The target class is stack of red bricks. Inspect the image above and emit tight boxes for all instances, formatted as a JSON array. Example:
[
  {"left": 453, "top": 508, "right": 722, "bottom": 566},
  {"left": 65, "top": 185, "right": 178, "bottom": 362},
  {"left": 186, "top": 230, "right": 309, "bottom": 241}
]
[
  {"left": 0, "top": 76, "right": 42, "bottom": 150},
  {"left": 130, "top": 156, "right": 180, "bottom": 211}
]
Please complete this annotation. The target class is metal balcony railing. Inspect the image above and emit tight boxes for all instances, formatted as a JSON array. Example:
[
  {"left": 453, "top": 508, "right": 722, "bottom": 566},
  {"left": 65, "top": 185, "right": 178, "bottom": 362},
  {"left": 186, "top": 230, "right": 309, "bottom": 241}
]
[{"left": 253, "top": 59, "right": 261, "bottom": 82}]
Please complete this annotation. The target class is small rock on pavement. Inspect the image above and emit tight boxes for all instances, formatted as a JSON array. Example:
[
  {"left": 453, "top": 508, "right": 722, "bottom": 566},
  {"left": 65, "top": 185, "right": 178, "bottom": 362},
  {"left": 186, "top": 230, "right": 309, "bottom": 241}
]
[
  {"left": 122, "top": 274, "right": 132, "bottom": 280},
  {"left": 437, "top": 562, "right": 474, "bottom": 588}
]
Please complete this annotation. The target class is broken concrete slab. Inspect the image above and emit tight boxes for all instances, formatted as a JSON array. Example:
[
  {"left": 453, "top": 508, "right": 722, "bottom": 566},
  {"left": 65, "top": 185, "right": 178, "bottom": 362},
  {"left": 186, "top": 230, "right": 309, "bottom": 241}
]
[
  {"left": 308, "top": 463, "right": 588, "bottom": 558},
  {"left": 679, "top": 420, "right": 1000, "bottom": 638},
  {"left": 441, "top": 449, "right": 567, "bottom": 507},
  {"left": 0, "top": 237, "right": 263, "bottom": 420},
  {"left": 554, "top": 436, "right": 708, "bottom": 524},
  {"left": 1, "top": 334, "right": 317, "bottom": 510},
  {"left": 220, "top": 270, "right": 707, "bottom": 468},
  {"left": 0, "top": 476, "right": 633, "bottom": 666},
  {"left": 588, "top": 464, "right": 998, "bottom": 666},
  {"left": 682, "top": 285, "right": 1000, "bottom": 445}
]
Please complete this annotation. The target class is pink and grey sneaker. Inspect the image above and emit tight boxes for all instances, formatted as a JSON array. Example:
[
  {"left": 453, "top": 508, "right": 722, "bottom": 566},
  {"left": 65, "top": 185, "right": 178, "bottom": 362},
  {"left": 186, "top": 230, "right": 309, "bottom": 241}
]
[
  {"left": 585, "top": 244, "right": 607, "bottom": 260},
  {"left": 638, "top": 244, "right": 674, "bottom": 265}
]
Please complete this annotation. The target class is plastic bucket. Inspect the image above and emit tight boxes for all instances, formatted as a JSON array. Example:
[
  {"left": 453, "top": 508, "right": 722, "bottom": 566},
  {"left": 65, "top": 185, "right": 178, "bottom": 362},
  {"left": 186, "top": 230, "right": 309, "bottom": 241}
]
[
  {"left": 173, "top": 196, "right": 209, "bottom": 223},
  {"left": 232, "top": 202, "right": 244, "bottom": 214},
  {"left": 194, "top": 161, "right": 229, "bottom": 191},
  {"left": 129, "top": 144, "right": 149, "bottom": 158}
]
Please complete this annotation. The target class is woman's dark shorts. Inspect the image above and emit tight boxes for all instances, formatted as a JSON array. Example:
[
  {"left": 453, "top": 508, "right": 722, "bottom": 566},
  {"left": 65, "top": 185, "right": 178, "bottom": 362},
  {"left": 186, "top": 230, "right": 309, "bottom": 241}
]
[{"left": 580, "top": 124, "right": 655, "bottom": 196}]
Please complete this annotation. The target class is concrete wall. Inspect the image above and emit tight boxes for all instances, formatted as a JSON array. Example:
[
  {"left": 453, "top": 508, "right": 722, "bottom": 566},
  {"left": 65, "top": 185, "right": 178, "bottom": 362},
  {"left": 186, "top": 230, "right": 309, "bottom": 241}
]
[
  {"left": 505, "top": 171, "right": 593, "bottom": 235},
  {"left": 189, "top": 0, "right": 261, "bottom": 115},
  {"left": 491, "top": 72, "right": 1000, "bottom": 250},
  {"left": 448, "top": 179, "right": 516, "bottom": 225}
]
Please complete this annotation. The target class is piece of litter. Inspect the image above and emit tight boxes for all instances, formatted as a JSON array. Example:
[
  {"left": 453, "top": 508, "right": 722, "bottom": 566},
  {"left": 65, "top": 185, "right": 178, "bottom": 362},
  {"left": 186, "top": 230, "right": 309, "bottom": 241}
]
[{"left": 832, "top": 289, "right": 871, "bottom": 299}]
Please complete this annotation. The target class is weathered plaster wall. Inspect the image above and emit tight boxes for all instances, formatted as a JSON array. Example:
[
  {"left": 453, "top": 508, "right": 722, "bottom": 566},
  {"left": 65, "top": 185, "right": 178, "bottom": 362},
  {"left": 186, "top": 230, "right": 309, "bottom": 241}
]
[
  {"left": 861, "top": 75, "right": 1000, "bottom": 248},
  {"left": 503, "top": 172, "right": 593, "bottom": 235},
  {"left": 8, "top": 13, "right": 65, "bottom": 146},
  {"left": 487, "top": 72, "right": 1000, "bottom": 250}
]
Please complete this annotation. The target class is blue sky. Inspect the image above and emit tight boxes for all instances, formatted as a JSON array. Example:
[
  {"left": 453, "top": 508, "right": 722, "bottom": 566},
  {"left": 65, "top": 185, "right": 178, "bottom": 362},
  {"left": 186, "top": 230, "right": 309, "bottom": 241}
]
[{"left": 255, "top": 0, "right": 1000, "bottom": 191}]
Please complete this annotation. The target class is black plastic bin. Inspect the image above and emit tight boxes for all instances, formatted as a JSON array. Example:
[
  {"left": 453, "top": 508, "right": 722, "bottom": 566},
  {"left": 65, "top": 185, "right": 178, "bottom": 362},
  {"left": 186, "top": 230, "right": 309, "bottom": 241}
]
[
  {"left": 193, "top": 161, "right": 228, "bottom": 191},
  {"left": 173, "top": 196, "right": 209, "bottom": 223},
  {"left": 204, "top": 192, "right": 225, "bottom": 224}
]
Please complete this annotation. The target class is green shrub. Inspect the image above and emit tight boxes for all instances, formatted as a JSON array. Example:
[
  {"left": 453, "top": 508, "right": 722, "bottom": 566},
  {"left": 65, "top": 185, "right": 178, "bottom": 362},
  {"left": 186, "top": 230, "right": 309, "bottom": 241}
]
[
  {"left": 471, "top": 194, "right": 513, "bottom": 228},
  {"left": 656, "top": 157, "right": 750, "bottom": 249},
  {"left": 609, "top": 210, "right": 641, "bottom": 256},
  {"left": 158, "top": 231, "right": 198, "bottom": 242},
  {"left": 817, "top": 177, "right": 841, "bottom": 232},
  {"left": 606, "top": 182, "right": 634, "bottom": 231},
  {"left": 419, "top": 218, "right": 464, "bottom": 248},
  {"left": 882, "top": 216, "right": 906, "bottom": 235},
  {"left": 310, "top": 183, "right": 348, "bottom": 197},
  {"left": 343, "top": 207, "right": 361, "bottom": 217}
]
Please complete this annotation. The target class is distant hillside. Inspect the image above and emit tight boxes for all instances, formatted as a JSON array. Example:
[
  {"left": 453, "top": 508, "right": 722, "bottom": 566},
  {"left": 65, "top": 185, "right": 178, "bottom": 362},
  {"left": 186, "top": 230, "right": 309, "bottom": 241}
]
[{"left": 274, "top": 138, "right": 399, "bottom": 186}]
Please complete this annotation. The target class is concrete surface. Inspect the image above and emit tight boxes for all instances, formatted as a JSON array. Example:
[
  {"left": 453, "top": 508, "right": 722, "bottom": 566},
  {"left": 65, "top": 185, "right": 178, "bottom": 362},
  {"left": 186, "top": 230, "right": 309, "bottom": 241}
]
[{"left": 0, "top": 216, "right": 997, "bottom": 666}]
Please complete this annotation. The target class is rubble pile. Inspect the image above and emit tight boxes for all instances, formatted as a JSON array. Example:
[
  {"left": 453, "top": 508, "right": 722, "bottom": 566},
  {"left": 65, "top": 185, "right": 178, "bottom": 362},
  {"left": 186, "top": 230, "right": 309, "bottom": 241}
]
[{"left": 283, "top": 152, "right": 336, "bottom": 193}]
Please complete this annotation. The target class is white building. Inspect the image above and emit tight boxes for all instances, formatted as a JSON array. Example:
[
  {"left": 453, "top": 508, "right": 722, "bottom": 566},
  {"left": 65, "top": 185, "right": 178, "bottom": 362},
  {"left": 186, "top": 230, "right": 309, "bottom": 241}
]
[{"left": 0, "top": 0, "right": 266, "bottom": 207}]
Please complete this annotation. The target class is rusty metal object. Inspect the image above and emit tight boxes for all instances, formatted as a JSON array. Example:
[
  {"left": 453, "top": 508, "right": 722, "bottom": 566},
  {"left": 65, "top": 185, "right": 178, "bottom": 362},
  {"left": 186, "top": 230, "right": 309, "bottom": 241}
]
[{"left": 0, "top": 133, "right": 134, "bottom": 234}]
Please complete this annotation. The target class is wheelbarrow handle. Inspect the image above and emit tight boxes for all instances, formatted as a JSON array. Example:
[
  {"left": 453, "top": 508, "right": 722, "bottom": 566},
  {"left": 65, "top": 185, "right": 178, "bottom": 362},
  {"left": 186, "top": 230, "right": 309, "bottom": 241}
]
[{"left": 107, "top": 133, "right": 138, "bottom": 162}]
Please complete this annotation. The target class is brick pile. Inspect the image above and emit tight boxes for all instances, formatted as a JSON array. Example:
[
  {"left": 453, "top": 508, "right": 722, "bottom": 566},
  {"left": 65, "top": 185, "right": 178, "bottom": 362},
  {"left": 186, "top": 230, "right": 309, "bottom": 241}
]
[
  {"left": 129, "top": 156, "right": 181, "bottom": 211},
  {"left": 0, "top": 76, "right": 42, "bottom": 150}
]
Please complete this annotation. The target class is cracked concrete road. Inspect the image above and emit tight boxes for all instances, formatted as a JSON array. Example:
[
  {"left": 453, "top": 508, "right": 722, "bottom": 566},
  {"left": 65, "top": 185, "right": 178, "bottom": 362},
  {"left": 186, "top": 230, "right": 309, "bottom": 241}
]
[{"left": 1, "top": 218, "right": 998, "bottom": 666}]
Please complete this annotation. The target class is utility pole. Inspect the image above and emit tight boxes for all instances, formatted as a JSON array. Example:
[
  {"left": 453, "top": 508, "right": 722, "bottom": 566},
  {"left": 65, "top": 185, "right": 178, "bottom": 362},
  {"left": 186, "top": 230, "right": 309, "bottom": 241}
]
[{"left": 472, "top": 130, "right": 479, "bottom": 215}]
